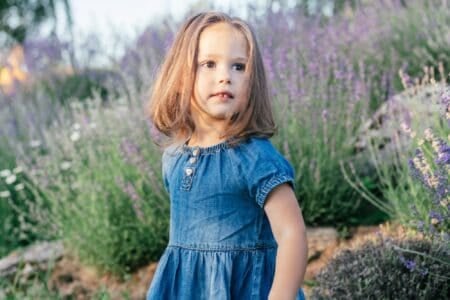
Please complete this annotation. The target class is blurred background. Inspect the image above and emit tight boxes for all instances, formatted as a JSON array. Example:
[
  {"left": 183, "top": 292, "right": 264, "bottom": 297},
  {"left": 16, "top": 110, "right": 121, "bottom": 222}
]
[{"left": 0, "top": 0, "right": 448, "bottom": 299}]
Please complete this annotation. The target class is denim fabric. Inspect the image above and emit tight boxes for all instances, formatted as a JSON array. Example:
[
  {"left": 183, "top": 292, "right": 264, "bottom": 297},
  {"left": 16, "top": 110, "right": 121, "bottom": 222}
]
[{"left": 146, "top": 137, "right": 306, "bottom": 300}]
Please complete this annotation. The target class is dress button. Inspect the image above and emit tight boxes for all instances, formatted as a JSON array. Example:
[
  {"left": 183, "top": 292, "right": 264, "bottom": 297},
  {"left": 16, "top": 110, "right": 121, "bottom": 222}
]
[
  {"left": 192, "top": 148, "right": 200, "bottom": 156},
  {"left": 189, "top": 157, "right": 197, "bottom": 164},
  {"left": 185, "top": 168, "right": 193, "bottom": 176}
]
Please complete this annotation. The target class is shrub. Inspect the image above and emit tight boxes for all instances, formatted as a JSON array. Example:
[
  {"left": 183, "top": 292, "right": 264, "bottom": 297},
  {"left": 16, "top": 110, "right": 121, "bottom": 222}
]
[
  {"left": 311, "top": 236, "right": 450, "bottom": 299},
  {"left": 0, "top": 137, "right": 46, "bottom": 257},
  {"left": 39, "top": 71, "right": 112, "bottom": 105},
  {"left": 333, "top": 0, "right": 450, "bottom": 106},
  {"left": 337, "top": 76, "right": 449, "bottom": 299},
  {"left": 382, "top": 0, "right": 450, "bottom": 87},
  {"left": 341, "top": 72, "right": 448, "bottom": 228},
  {"left": 407, "top": 86, "right": 449, "bottom": 238},
  {"left": 249, "top": 6, "right": 383, "bottom": 226},
  {"left": 14, "top": 95, "right": 169, "bottom": 276},
  {"left": 8, "top": 0, "right": 448, "bottom": 229}
]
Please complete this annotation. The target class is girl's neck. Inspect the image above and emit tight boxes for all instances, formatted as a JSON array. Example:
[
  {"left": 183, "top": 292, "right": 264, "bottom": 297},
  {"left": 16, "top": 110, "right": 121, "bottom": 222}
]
[
  {"left": 187, "top": 130, "right": 227, "bottom": 148},
  {"left": 188, "top": 115, "right": 230, "bottom": 147}
]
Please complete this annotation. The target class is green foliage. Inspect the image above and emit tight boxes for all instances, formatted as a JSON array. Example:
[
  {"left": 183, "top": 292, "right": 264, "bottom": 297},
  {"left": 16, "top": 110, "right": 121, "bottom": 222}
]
[
  {"left": 407, "top": 127, "right": 449, "bottom": 236},
  {"left": 0, "top": 256, "right": 59, "bottom": 300},
  {"left": 336, "top": 0, "right": 450, "bottom": 111},
  {"left": 311, "top": 236, "right": 450, "bottom": 299},
  {"left": 0, "top": 279, "right": 61, "bottom": 300},
  {"left": 368, "top": 1, "right": 450, "bottom": 101},
  {"left": 342, "top": 137, "right": 433, "bottom": 227},
  {"left": 0, "top": 169, "right": 45, "bottom": 257},
  {"left": 385, "top": 1, "right": 450, "bottom": 85},
  {"left": 271, "top": 62, "right": 385, "bottom": 226},
  {"left": 0, "top": 263, "right": 121, "bottom": 300},
  {"left": 0, "top": 142, "right": 19, "bottom": 257},
  {"left": 0, "top": 138, "right": 46, "bottom": 257},
  {"left": 38, "top": 70, "right": 123, "bottom": 106},
  {"left": 15, "top": 95, "right": 169, "bottom": 275},
  {"left": 1, "top": 1, "right": 448, "bottom": 289},
  {"left": 341, "top": 81, "right": 448, "bottom": 229}
]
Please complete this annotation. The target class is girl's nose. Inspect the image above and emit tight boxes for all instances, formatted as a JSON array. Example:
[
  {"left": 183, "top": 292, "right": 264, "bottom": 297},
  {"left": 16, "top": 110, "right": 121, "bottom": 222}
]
[
  {"left": 218, "top": 67, "right": 231, "bottom": 84},
  {"left": 219, "top": 77, "right": 231, "bottom": 84}
]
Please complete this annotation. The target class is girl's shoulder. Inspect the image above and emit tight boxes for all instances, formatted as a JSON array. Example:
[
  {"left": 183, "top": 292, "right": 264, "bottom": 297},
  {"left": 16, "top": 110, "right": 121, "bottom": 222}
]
[
  {"left": 162, "top": 142, "right": 182, "bottom": 157},
  {"left": 161, "top": 142, "right": 185, "bottom": 171},
  {"left": 232, "top": 137, "right": 294, "bottom": 179},
  {"left": 238, "top": 137, "right": 287, "bottom": 162}
]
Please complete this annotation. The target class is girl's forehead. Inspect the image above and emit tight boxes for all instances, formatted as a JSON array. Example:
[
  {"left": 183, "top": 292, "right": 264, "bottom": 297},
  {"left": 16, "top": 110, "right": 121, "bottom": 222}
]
[{"left": 197, "top": 22, "right": 249, "bottom": 57}]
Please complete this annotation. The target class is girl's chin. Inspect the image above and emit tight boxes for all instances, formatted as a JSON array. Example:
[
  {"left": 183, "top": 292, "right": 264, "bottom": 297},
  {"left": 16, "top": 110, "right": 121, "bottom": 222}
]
[
  {"left": 204, "top": 111, "right": 234, "bottom": 121},
  {"left": 205, "top": 109, "right": 234, "bottom": 119}
]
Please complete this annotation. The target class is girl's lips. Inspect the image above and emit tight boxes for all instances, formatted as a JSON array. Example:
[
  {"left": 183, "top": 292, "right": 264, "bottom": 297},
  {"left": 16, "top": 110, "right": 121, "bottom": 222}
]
[{"left": 211, "top": 92, "right": 234, "bottom": 99}]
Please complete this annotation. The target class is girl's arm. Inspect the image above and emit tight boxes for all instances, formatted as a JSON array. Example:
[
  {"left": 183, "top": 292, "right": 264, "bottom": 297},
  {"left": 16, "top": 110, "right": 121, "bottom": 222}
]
[{"left": 264, "top": 183, "right": 308, "bottom": 300}]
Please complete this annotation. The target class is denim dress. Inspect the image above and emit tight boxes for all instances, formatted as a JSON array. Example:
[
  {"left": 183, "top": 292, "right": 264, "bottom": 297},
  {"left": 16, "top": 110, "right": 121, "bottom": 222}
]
[{"left": 146, "top": 137, "right": 306, "bottom": 300}]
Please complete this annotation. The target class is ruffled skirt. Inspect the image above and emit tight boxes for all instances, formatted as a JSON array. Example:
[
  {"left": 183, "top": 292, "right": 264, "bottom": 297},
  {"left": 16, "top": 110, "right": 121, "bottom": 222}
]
[{"left": 146, "top": 245, "right": 305, "bottom": 300}]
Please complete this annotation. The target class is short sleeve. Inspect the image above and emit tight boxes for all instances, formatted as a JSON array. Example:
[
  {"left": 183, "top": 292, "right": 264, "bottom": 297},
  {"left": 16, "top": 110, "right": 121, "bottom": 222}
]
[{"left": 249, "top": 158, "right": 295, "bottom": 208}]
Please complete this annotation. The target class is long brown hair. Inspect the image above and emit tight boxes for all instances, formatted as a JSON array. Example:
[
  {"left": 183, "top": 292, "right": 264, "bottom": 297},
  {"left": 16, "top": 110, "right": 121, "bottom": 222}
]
[{"left": 147, "top": 11, "right": 275, "bottom": 146}]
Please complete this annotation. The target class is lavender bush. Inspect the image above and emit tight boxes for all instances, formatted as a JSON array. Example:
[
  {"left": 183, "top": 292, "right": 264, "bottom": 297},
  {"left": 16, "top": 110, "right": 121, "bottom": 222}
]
[
  {"left": 311, "top": 234, "right": 450, "bottom": 299},
  {"left": 382, "top": 0, "right": 450, "bottom": 84},
  {"left": 0, "top": 31, "right": 139, "bottom": 259},
  {"left": 391, "top": 87, "right": 449, "bottom": 289},
  {"left": 342, "top": 69, "right": 449, "bottom": 229},
  {"left": 3, "top": 0, "right": 448, "bottom": 229},
  {"left": 405, "top": 86, "right": 449, "bottom": 243},
  {"left": 11, "top": 92, "right": 169, "bottom": 275},
  {"left": 247, "top": 5, "right": 379, "bottom": 225},
  {"left": 324, "top": 0, "right": 450, "bottom": 106},
  {"left": 338, "top": 75, "right": 449, "bottom": 298},
  {"left": 1, "top": 0, "right": 449, "bottom": 279}
]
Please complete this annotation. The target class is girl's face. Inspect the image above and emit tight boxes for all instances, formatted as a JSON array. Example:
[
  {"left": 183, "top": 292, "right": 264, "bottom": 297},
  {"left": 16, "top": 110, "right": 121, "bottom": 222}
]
[{"left": 191, "top": 22, "right": 250, "bottom": 130}]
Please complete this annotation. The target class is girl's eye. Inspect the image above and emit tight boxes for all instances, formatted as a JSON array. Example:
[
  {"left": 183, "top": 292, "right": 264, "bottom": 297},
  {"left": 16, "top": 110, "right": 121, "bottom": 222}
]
[
  {"left": 202, "top": 61, "right": 215, "bottom": 68},
  {"left": 233, "top": 63, "right": 246, "bottom": 71}
]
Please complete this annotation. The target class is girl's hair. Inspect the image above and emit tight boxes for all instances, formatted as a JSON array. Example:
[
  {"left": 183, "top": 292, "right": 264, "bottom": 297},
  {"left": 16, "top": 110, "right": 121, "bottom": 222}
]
[{"left": 147, "top": 11, "right": 275, "bottom": 145}]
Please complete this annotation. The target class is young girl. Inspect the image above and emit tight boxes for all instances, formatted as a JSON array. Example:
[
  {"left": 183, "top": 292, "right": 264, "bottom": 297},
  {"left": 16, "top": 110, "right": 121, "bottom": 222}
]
[{"left": 146, "top": 11, "right": 308, "bottom": 300}]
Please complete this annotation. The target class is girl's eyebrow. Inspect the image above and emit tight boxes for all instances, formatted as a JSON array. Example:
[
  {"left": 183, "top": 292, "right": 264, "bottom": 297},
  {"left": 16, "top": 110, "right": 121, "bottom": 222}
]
[{"left": 198, "top": 54, "right": 248, "bottom": 61}]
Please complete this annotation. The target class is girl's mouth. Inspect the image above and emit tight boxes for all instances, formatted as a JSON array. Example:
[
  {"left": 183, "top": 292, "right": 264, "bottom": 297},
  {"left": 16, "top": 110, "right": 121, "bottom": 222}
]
[{"left": 212, "top": 92, "right": 234, "bottom": 99}]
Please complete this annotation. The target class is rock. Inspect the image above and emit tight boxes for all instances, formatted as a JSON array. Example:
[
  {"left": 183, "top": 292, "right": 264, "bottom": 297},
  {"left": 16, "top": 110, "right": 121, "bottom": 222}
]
[
  {"left": 352, "top": 83, "right": 445, "bottom": 163},
  {"left": 305, "top": 242, "right": 339, "bottom": 281},
  {"left": 0, "top": 241, "right": 64, "bottom": 280},
  {"left": 305, "top": 226, "right": 339, "bottom": 282},
  {"left": 306, "top": 227, "right": 339, "bottom": 260},
  {"left": 304, "top": 225, "right": 380, "bottom": 282}
]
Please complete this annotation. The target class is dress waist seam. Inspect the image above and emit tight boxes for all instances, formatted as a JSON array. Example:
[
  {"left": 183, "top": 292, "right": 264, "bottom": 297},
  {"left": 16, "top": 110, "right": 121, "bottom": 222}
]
[{"left": 167, "top": 243, "right": 277, "bottom": 251}]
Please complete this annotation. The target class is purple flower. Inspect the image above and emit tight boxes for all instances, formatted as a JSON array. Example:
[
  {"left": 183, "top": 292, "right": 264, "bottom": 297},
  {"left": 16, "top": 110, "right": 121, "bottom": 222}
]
[
  {"left": 116, "top": 177, "right": 144, "bottom": 221},
  {"left": 436, "top": 152, "right": 450, "bottom": 164},
  {"left": 429, "top": 211, "right": 443, "bottom": 223},
  {"left": 404, "top": 260, "right": 416, "bottom": 271},
  {"left": 399, "top": 254, "right": 416, "bottom": 271},
  {"left": 434, "top": 181, "right": 448, "bottom": 200},
  {"left": 441, "top": 89, "right": 450, "bottom": 105},
  {"left": 435, "top": 143, "right": 450, "bottom": 165}
]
